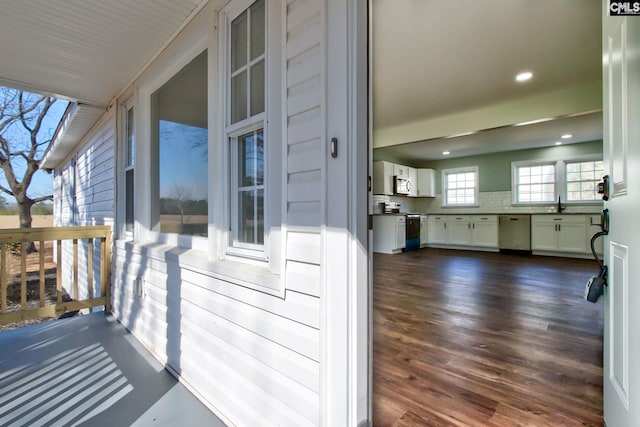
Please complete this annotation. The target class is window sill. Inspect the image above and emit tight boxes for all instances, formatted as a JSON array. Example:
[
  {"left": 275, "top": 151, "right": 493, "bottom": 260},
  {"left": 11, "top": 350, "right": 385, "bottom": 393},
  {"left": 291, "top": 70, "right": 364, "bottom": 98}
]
[{"left": 115, "top": 239, "right": 284, "bottom": 298}]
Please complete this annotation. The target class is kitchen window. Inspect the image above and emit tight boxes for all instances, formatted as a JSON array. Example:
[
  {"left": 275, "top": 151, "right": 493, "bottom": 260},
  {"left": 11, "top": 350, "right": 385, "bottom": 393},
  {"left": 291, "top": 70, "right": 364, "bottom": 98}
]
[
  {"left": 442, "top": 166, "right": 478, "bottom": 206},
  {"left": 514, "top": 162, "right": 556, "bottom": 203},
  {"left": 565, "top": 160, "right": 604, "bottom": 202}
]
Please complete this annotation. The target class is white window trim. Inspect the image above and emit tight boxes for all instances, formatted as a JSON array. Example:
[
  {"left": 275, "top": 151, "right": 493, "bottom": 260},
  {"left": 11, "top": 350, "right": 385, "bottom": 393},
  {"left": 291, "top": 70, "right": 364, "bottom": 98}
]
[
  {"left": 511, "top": 154, "right": 604, "bottom": 206},
  {"left": 137, "top": 30, "right": 209, "bottom": 253},
  {"left": 217, "top": 0, "right": 283, "bottom": 279},
  {"left": 128, "top": 1, "right": 283, "bottom": 296},
  {"left": 511, "top": 159, "right": 558, "bottom": 205},
  {"left": 442, "top": 166, "right": 479, "bottom": 207},
  {"left": 563, "top": 154, "right": 605, "bottom": 204},
  {"left": 117, "top": 98, "right": 135, "bottom": 241}
]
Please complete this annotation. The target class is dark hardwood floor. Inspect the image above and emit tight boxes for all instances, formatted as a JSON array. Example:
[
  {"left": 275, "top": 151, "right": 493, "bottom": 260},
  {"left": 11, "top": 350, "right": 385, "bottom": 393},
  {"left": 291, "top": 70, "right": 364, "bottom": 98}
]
[{"left": 373, "top": 248, "right": 603, "bottom": 426}]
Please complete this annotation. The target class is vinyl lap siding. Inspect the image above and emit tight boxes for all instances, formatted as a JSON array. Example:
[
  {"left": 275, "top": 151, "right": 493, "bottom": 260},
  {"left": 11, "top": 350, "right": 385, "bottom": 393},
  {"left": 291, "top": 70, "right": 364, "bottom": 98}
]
[
  {"left": 285, "top": 0, "right": 323, "bottom": 302},
  {"left": 54, "top": 111, "right": 115, "bottom": 304},
  {"left": 111, "top": 2, "right": 325, "bottom": 426}
]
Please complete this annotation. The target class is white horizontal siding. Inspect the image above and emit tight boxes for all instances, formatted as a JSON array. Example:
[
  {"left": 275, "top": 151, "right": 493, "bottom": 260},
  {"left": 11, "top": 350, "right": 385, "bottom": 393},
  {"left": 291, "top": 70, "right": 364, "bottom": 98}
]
[
  {"left": 111, "top": 242, "right": 320, "bottom": 425},
  {"left": 51, "top": 1, "right": 329, "bottom": 425},
  {"left": 56, "top": 110, "right": 115, "bottom": 303}
]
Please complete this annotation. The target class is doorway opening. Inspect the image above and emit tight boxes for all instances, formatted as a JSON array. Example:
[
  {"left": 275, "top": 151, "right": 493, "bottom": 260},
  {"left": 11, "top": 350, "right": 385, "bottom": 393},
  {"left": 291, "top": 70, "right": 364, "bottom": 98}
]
[{"left": 369, "top": 1, "right": 605, "bottom": 425}]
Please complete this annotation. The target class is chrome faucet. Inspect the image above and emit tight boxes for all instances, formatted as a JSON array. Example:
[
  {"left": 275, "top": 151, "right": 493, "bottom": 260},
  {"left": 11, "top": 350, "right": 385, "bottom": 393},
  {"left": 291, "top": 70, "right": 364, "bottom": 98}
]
[{"left": 557, "top": 195, "right": 566, "bottom": 213}]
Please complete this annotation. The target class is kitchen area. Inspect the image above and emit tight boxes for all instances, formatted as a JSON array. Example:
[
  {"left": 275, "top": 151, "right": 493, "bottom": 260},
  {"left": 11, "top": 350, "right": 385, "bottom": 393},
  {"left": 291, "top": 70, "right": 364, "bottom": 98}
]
[{"left": 372, "top": 159, "right": 605, "bottom": 259}]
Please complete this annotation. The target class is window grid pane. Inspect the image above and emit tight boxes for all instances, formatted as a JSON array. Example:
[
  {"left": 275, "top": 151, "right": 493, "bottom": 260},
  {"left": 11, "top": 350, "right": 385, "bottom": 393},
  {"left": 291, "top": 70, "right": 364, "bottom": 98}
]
[
  {"left": 566, "top": 160, "right": 604, "bottom": 201},
  {"left": 446, "top": 171, "right": 476, "bottom": 205},
  {"left": 517, "top": 164, "right": 555, "bottom": 202},
  {"left": 229, "top": 0, "right": 265, "bottom": 125},
  {"left": 236, "top": 129, "right": 264, "bottom": 246}
]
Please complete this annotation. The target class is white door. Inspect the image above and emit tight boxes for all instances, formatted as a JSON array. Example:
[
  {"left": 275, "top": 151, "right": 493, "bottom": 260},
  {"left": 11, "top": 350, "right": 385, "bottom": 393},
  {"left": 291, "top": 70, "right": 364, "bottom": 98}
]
[{"left": 602, "top": 2, "right": 640, "bottom": 425}]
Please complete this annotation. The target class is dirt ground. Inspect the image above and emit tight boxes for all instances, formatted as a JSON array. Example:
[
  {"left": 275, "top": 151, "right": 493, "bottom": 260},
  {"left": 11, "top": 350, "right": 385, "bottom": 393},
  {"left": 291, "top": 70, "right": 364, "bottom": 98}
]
[
  {"left": 0, "top": 215, "right": 53, "bottom": 229},
  {"left": 0, "top": 240, "right": 63, "bottom": 332}
]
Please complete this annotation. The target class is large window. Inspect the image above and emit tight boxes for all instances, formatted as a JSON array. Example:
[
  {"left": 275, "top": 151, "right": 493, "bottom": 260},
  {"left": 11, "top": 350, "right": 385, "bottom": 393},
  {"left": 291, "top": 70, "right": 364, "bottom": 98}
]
[
  {"left": 151, "top": 50, "right": 208, "bottom": 236},
  {"left": 442, "top": 167, "right": 478, "bottom": 206},
  {"left": 515, "top": 163, "right": 556, "bottom": 203},
  {"left": 227, "top": 0, "right": 266, "bottom": 255},
  {"left": 566, "top": 160, "right": 604, "bottom": 202}
]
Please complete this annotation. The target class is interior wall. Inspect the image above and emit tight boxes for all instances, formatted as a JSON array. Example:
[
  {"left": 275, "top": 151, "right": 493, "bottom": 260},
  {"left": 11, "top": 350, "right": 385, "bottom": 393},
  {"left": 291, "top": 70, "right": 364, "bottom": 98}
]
[{"left": 415, "top": 140, "right": 603, "bottom": 193}]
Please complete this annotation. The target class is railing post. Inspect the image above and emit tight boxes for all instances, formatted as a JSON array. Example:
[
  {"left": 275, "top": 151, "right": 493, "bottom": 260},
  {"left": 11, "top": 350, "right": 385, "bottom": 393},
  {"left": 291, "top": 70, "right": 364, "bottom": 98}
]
[
  {"left": 104, "top": 231, "right": 112, "bottom": 313},
  {"left": 0, "top": 243, "right": 5, "bottom": 314}
]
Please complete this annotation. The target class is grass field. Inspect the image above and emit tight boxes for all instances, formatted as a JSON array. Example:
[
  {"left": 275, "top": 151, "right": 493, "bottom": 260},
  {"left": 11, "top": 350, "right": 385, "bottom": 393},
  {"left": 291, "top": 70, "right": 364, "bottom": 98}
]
[{"left": 0, "top": 215, "right": 53, "bottom": 229}]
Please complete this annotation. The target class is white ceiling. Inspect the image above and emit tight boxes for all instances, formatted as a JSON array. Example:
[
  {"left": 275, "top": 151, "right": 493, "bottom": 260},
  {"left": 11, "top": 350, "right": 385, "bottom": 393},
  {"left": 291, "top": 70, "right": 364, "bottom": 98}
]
[
  {"left": 0, "top": 0, "right": 206, "bottom": 107},
  {"left": 372, "top": 0, "right": 603, "bottom": 160}
]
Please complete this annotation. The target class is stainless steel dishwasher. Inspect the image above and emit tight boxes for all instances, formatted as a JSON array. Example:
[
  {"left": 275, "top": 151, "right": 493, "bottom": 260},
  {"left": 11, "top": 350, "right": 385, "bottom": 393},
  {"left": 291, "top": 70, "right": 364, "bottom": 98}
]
[{"left": 498, "top": 215, "right": 531, "bottom": 251}]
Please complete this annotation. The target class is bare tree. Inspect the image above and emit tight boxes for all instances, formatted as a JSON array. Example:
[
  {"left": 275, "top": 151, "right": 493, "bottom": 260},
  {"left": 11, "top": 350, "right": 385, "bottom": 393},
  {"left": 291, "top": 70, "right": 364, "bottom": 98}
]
[
  {"left": 0, "top": 88, "right": 58, "bottom": 233},
  {"left": 168, "top": 183, "right": 191, "bottom": 225}
]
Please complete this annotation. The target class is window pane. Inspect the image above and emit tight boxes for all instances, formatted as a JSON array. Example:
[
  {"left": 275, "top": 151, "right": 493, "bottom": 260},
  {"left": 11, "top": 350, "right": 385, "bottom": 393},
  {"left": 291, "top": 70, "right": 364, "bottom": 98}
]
[
  {"left": 257, "top": 189, "right": 264, "bottom": 245},
  {"left": 238, "top": 190, "right": 255, "bottom": 243},
  {"left": 256, "top": 130, "right": 264, "bottom": 185},
  {"left": 445, "top": 170, "right": 476, "bottom": 205},
  {"left": 250, "top": 59, "right": 265, "bottom": 116},
  {"left": 231, "top": 11, "right": 248, "bottom": 72},
  {"left": 250, "top": 0, "right": 265, "bottom": 60},
  {"left": 231, "top": 71, "right": 248, "bottom": 124},
  {"left": 125, "top": 169, "right": 134, "bottom": 232},
  {"left": 152, "top": 50, "right": 208, "bottom": 236},
  {"left": 565, "top": 160, "right": 603, "bottom": 201},
  {"left": 239, "top": 132, "right": 255, "bottom": 187},
  {"left": 126, "top": 107, "right": 135, "bottom": 167}
]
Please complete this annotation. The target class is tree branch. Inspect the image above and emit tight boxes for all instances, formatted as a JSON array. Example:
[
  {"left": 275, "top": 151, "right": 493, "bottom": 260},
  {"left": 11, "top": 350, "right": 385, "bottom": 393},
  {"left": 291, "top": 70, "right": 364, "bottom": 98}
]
[
  {"left": 31, "top": 194, "right": 53, "bottom": 204},
  {"left": 0, "top": 185, "right": 15, "bottom": 197}
]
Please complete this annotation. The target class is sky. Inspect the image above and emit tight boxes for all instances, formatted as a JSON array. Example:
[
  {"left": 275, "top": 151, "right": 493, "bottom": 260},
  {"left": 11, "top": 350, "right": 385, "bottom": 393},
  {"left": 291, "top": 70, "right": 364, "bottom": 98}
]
[{"left": 0, "top": 89, "right": 68, "bottom": 204}]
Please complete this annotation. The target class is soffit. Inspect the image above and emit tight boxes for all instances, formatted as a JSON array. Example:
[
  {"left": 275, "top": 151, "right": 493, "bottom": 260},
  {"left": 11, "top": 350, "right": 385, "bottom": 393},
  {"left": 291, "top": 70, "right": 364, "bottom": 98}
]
[{"left": 0, "top": 0, "right": 207, "bottom": 107}]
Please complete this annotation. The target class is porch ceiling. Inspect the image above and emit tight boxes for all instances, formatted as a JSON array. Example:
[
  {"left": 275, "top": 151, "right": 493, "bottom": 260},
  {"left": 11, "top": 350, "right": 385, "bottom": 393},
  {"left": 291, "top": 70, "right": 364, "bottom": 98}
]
[{"left": 0, "top": 0, "right": 207, "bottom": 107}]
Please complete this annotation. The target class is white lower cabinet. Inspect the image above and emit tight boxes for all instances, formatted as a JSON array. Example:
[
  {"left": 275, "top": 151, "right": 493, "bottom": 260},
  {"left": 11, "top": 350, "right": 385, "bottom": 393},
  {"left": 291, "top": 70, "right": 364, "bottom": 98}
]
[
  {"left": 427, "top": 216, "right": 447, "bottom": 244},
  {"left": 531, "top": 215, "right": 587, "bottom": 254},
  {"left": 420, "top": 215, "right": 428, "bottom": 247},
  {"left": 373, "top": 215, "right": 406, "bottom": 254},
  {"left": 470, "top": 216, "right": 498, "bottom": 247},
  {"left": 447, "top": 216, "right": 471, "bottom": 245},
  {"left": 426, "top": 215, "right": 498, "bottom": 249}
]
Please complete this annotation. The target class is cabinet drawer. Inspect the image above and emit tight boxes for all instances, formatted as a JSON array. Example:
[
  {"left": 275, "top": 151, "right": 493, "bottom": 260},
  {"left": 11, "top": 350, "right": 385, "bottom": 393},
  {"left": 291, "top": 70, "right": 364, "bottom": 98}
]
[
  {"left": 428, "top": 216, "right": 446, "bottom": 222},
  {"left": 531, "top": 215, "right": 588, "bottom": 224},
  {"left": 448, "top": 215, "right": 470, "bottom": 222},
  {"left": 471, "top": 215, "right": 497, "bottom": 223}
]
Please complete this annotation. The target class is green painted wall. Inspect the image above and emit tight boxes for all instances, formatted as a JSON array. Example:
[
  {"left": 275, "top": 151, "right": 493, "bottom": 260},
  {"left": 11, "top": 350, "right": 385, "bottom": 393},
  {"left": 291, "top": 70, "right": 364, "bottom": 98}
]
[{"left": 405, "top": 140, "right": 603, "bottom": 193}]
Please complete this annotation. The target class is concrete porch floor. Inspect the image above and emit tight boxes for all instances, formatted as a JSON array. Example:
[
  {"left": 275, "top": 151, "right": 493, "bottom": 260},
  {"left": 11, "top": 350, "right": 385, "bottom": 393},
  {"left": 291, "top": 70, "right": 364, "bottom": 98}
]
[{"left": 0, "top": 313, "right": 227, "bottom": 427}]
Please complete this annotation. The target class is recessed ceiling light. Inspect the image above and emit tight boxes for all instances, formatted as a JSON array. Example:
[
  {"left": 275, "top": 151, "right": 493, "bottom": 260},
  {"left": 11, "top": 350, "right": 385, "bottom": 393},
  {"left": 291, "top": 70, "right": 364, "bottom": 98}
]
[
  {"left": 555, "top": 141, "right": 562, "bottom": 146},
  {"left": 442, "top": 151, "right": 450, "bottom": 155},
  {"left": 515, "top": 71, "right": 533, "bottom": 82},
  {"left": 561, "top": 134, "right": 572, "bottom": 139}
]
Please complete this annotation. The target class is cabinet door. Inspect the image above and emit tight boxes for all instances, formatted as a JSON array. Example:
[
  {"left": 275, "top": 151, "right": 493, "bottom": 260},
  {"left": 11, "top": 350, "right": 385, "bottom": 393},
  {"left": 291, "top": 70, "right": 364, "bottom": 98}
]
[
  {"left": 557, "top": 223, "right": 587, "bottom": 253},
  {"left": 471, "top": 222, "right": 498, "bottom": 247},
  {"left": 531, "top": 223, "right": 558, "bottom": 251},
  {"left": 420, "top": 221, "right": 428, "bottom": 246},
  {"left": 447, "top": 221, "right": 471, "bottom": 245},
  {"left": 408, "top": 167, "right": 418, "bottom": 197},
  {"left": 427, "top": 221, "right": 447, "bottom": 244},
  {"left": 393, "top": 163, "right": 409, "bottom": 178},
  {"left": 416, "top": 169, "right": 435, "bottom": 197},
  {"left": 395, "top": 222, "right": 406, "bottom": 250},
  {"left": 373, "top": 161, "right": 394, "bottom": 195}
]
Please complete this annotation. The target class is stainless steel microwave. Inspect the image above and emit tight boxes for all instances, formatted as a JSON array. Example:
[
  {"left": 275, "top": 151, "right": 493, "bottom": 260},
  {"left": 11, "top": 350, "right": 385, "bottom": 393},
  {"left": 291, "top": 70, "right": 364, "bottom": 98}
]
[{"left": 394, "top": 176, "right": 411, "bottom": 195}]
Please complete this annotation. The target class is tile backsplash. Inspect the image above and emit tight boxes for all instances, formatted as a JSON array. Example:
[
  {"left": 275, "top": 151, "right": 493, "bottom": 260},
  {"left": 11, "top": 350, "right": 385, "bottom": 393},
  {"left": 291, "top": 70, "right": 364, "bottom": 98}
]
[{"left": 372, "top": 191, "right": 602, "bottom": 215}]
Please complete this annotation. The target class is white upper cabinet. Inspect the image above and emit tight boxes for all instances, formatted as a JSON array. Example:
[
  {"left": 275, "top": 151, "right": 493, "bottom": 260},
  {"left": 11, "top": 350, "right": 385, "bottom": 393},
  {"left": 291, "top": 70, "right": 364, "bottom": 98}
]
[
  {"left": 416, "top": 168, "right": 435, "bottom": 197},
  {"left": 393, "top": 163, "right": 410, "bottom": 179},
  {"left": 373, "top": 161, "right": 395, "bottom": 195},
  {"left": 408, "top": 167, "right": 418, "bottom": 197}
]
